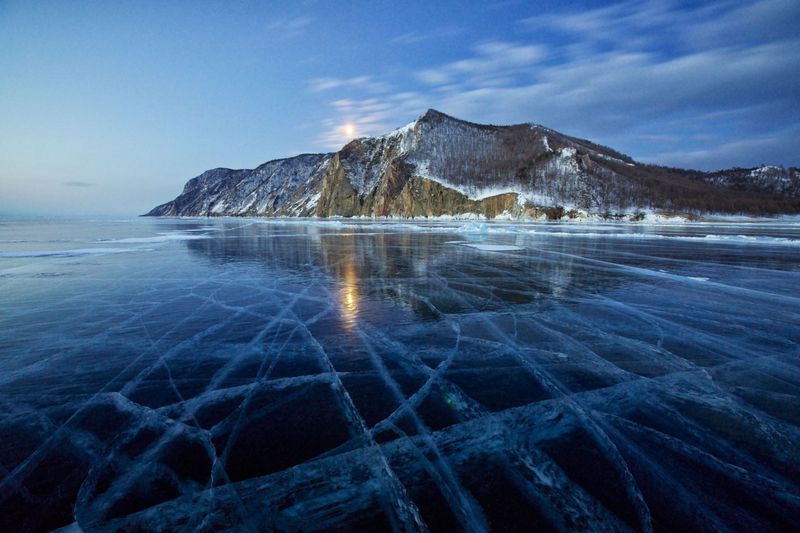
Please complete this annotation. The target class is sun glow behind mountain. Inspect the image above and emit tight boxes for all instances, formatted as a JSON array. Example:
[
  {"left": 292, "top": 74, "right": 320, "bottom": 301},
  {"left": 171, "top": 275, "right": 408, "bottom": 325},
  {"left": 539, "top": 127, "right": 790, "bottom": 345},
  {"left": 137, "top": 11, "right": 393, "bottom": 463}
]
[
  {"left": 342, "top": 123, "right": 357, "bottom": 141},
  {"left": 0, "top": 1, "right": 797, "bottom": 217}
]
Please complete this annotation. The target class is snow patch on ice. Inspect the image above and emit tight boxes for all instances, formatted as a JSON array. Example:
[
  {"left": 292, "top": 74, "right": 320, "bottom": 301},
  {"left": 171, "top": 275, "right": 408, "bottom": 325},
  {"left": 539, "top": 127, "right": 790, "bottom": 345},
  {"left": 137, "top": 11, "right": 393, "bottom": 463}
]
[
  {"left": 98, "top": 232, "right": 211, "bottom": 244},
  {"left": 520, "top": 230, "right": 800, "bottom": 246},
  {"left": 458, "top": 243, "right": 524, "bottom": 252},
  {"left": 454, "top": 222, "right": 491, "bottom": 234},
  {"left": 0, "top": 248, "right": 140, "bottom": 258},
  {"left": 699, "top": 234, "right": 800, "bottom": 246},
  {"left": 446, "top": 240, "right": 524, "bottom": 251}
]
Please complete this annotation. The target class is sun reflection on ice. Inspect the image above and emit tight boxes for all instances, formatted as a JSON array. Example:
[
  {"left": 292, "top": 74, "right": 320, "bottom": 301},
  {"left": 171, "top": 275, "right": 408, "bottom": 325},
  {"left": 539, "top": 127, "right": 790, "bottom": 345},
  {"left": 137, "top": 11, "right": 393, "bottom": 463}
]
[{"left": 339, "top": 261, "right": 359, "bottom": 329}]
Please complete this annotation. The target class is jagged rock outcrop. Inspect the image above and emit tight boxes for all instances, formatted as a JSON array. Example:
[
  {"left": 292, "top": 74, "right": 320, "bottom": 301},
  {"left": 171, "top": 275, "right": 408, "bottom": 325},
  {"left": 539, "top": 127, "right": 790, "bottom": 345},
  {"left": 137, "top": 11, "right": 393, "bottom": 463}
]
[{"left": 146, "top": 109, "right": 800, "bottom": 218}]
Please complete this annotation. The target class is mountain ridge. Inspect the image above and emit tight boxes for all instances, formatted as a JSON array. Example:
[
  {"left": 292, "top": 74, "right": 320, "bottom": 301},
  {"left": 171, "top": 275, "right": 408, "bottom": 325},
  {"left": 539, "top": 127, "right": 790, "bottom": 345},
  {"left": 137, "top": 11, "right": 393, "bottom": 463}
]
[{"left": 147, "top": 109, "right": 800, "bottom": 219}]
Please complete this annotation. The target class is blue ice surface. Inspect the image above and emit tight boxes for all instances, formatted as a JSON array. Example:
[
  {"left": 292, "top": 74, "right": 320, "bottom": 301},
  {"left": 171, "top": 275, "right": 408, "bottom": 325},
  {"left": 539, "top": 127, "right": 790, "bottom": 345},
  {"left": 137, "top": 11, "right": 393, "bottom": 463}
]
[{"left": 1, "top": 216, "right": 799, "bottom": 532}]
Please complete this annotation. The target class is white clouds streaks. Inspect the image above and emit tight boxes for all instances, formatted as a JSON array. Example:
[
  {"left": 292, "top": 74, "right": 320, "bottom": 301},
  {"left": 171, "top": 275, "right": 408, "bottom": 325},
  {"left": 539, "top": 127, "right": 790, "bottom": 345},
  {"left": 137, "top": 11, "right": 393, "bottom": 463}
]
[
  {"left": 417, "top": 41, "right": 545, "bottom": 86},
  {"left": 311, "top": 0, "right": 800, "bottom": 169},
  {"left": 264, "top": 15, "right": 313, "bottom": 39}
]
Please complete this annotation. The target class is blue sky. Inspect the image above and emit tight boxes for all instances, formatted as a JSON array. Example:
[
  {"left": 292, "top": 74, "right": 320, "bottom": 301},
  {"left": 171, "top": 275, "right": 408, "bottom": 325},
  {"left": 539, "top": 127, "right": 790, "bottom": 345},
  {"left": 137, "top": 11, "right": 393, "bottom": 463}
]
[{"left": 1, "top": 0, "right": 799, "bottom": 215}]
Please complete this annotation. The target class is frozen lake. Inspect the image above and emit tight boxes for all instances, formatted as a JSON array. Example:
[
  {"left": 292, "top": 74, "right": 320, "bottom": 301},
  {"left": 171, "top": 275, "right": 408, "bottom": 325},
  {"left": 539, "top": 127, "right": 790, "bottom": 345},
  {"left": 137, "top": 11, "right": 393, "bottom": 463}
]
[{"left": 1, "top": 217, "right": 799, "bottom": 532}]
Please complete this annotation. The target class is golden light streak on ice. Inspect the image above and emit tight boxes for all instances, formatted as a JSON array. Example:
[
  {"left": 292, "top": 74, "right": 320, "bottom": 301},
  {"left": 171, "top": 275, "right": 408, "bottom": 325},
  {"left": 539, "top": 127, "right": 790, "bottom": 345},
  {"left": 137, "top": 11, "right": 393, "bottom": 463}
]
[{"left": 339, "top": 260, "right": 359, "bottom": 330}]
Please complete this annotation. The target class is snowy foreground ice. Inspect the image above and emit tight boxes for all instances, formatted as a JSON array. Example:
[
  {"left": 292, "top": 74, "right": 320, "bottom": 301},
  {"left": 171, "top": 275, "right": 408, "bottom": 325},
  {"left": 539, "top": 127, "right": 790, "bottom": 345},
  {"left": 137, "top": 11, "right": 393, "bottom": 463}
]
[{"left": 1, "top": 217, "right": 799, "bottom": 532}]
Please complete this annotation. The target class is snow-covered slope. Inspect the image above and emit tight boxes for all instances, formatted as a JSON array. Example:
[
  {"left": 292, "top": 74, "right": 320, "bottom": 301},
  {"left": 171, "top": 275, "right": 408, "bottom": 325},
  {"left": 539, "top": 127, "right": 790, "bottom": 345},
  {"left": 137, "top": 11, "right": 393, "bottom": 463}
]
[
  {"left": 698, "top": 165, "right": 800, "bottom": 198},
  {"left": 147, "top": 110, "right": 800, "bottom": 218},
  {"left": 401, "top": 110, "right": 640, "bottom": 209},
  {"left": 147, "top": 154, "right": 332, "bottom": 216}
]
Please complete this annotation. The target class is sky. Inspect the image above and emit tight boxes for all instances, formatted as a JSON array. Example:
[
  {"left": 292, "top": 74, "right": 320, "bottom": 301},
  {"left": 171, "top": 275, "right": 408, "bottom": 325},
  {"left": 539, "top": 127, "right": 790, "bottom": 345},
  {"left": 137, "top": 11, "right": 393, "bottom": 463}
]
[{"left": 1, "top": 0, "right": 799, "bottom": 216}]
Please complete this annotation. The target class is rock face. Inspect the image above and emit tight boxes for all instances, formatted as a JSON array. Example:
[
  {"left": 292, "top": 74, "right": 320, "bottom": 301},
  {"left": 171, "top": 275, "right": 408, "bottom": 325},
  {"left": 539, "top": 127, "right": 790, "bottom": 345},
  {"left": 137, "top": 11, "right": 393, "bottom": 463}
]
[{"left": 146, "top": 109, "right": 800, "bottom": 218}]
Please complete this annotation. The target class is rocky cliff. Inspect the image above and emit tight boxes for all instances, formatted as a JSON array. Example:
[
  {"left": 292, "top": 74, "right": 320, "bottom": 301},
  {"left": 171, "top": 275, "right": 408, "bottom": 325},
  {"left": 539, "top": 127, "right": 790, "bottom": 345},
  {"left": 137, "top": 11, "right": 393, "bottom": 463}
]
[{"left": 146, "top": 110, "right": 800, "bottom": 219}]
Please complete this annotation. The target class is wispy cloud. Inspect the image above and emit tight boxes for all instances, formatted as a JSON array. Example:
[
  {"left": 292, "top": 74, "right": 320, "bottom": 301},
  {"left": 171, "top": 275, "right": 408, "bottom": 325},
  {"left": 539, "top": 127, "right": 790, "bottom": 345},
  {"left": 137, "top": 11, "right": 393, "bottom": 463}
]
[
  {"left": 309, "top": 0, "right": 800, "bottom": 169},
  {"left": 519, "top": 0, "right": 696, "bottom": 48},
  {"left": 646, "top": 125, "right": 800, "bottom": 170},
  {"left": 265, "top": 15, "right": 313, "bottom": 39},
  {"left": 309, "top": 75, "right": 389, "bottom": 93},
  {"left": 391, "top": 26, "right": 462, "bottom": 45},
  {"left": 417, "top": 41, "right": 545, "bottom": 86},
  {"left": 519, "top": 0, "right": 800, "bottom": 53}
]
